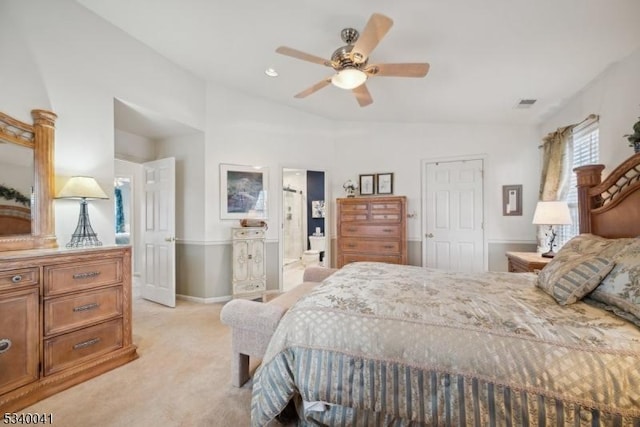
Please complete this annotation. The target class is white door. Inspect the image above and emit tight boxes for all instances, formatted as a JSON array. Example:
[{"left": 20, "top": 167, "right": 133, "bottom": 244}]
[
  {"left": 424, "top": 159, "right": 484, "bottom": 272},
  {"left": 142, "top": 157, "right": 176, "bottom": 307}
]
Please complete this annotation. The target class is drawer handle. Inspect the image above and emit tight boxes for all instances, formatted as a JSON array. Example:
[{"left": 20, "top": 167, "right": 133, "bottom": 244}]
[
  {"left": 0, "top": 338, "right": 11, "bottom": 354},
  {"left": 383, "top": 245, "right": 394, "bottom": 249},
  {"left": 73, "top": 337, "right": 101, "bottom": 350},
  {"left": 382, "top": 228, "right": 393, "bottom": 233},
  {"left": 73, "top": 302, "right": 100, "bottom": 312},
  {"left": 248, "top": 254, "right": 253, "bottom": 260},
  {"left": 347, "top": 244, "right": 356, "bottom": 248},
  {"left": 73, "top": 271, "right": 101, "bottom": 280},
  {"left": 11, "top": 275, "right": 22, "bottom": 283},
  {"left": 347, "top": 227, "right": 357, "bottom": 232}
]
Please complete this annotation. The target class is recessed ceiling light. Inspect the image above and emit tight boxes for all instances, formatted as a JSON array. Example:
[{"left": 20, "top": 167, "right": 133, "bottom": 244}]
[{"left": 265, "top": 68, "right": 278, "bottom": 77}]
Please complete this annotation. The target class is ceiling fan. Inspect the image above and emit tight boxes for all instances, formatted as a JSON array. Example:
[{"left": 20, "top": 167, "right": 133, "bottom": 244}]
[{"left": 276, "top": 13, "right": 430, "bottom": 107}]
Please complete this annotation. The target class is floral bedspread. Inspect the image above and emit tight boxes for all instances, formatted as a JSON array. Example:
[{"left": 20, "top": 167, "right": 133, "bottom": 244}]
[{"left": 251, "top": 262, "right": 640, "bottom": 426}]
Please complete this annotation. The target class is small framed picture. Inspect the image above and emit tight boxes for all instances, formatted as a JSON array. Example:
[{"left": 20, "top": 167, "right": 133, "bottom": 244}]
[
  {"left": 359, "top": 174, "right": 375, "bottom": 195},
  {"left": 376, "top": 173, "right": 394, "bottom": 195},
  {"left": 502, "top": 184, "right": 522, "bottom": 216},
  {"left": 311, "top": 200, "right": 325, "bottom": 218}
]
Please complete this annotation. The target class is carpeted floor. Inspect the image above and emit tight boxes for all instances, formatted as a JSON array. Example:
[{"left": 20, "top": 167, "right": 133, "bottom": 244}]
[{"left": 24, "top": 298, "right": 256, "bottom": 426}]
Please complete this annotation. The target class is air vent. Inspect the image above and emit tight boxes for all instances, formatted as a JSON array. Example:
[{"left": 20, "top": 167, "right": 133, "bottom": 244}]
[{"left": 516, "top": 99, "right": 537, "bottom": 108}]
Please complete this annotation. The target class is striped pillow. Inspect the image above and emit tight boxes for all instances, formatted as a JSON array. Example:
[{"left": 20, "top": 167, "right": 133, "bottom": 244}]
[{"left": 537, "top": 256, "right": 615, "bottom": 305}]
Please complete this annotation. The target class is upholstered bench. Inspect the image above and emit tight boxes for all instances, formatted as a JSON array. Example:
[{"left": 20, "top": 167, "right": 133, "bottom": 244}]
[{"left": 220, "top": 266, "right": 338, "bottom": 387}]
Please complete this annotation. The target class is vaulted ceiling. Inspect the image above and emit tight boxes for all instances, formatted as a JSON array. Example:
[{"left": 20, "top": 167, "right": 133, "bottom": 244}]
[{"left": 78, "top": 0, "right": 640, "bottom": 125}]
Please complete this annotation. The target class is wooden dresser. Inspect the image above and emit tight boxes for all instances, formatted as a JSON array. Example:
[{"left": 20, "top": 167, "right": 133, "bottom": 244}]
[
  {"left": 336, "top": 196, "right": 407, "bottom": 268},
  {"left": 0, "top": 246, "right": 137, "bottom": 412}
]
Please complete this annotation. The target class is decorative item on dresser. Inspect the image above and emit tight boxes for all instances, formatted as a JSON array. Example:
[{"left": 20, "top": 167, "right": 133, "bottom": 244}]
[
  {"left": 336, "top": 195, "right": 407, "bottom": 268},
  {"left": 0, "top": 246, "right": 137, "bottom": 412},
  {"left": 505, "top": 251, "right": 552, "bottom": 273},
  {"left": 231, "top": 227, "right": 266, "bottom": 299}
]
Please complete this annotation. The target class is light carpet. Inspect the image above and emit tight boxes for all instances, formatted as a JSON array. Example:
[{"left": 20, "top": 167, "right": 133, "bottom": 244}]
[{"left": 25, "top": 298, "right": 256, "bottom": 426}]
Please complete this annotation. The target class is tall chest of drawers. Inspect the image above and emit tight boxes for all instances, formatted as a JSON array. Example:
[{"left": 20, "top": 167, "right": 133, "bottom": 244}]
[
  {"left": 336, "top": 196, "right": 407, "bottom": 268},
  {"left": 0, "top": 246, "right": 138, "bottom": 412}
]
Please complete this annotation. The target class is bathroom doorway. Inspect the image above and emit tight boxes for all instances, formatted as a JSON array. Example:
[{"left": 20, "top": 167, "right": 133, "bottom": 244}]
[{"left": 281, "top": 168, "right": 326, "bottom": 292}]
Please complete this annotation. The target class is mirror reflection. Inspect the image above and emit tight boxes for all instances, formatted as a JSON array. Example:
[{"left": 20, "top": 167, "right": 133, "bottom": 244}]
[{"left": 0, "top": 142, "right": 34, "bottom": 236}]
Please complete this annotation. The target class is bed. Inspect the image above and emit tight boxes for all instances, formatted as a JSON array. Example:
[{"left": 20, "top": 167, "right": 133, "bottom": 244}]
[
  {"left": 0, "top": 204, "right": 31, "bottom": 235},
  {"left": 251, "top": 153, "right": 640, "bottom": 426}
]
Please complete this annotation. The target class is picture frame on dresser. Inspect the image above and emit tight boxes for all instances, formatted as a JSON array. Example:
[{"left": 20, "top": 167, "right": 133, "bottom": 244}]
[
  {"left": 359, "top": 174, "right": 375, "bottom": 196},
  {"left": 220, "top": 163, "right": 268, "bottom": 219},
  {"left": 376, "top": 173, "right": 394, "bottom": 195}
]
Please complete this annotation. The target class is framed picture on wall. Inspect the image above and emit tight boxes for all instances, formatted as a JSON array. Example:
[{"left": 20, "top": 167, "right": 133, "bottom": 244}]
[
  {"left": 220, "top": 163, "right": 268, "bottom": 219},
  {"left": 311, "top": 200, "right": 325, "bottom": 218},
  {"left": 359, "top": 174, "right": 375, "bottom": 195},
  {"left": 502, "top": 184, "right": 522, "bottom": 216},
  {"left": 376, "top": 173, "right": 394, "bottom": 195}
]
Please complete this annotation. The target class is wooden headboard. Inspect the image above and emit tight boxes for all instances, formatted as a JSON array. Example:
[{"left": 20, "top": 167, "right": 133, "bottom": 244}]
[
  {"left": 575, "top": 152, "right": 640, "bottom": 238},
  {"left": 0, "top": 205, "right": 31, "bottom": 236}
]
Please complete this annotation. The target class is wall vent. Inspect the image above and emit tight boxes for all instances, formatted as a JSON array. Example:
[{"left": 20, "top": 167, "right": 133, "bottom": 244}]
[{"left": 516, "top": 99, "right": 537, "bottom": 108}]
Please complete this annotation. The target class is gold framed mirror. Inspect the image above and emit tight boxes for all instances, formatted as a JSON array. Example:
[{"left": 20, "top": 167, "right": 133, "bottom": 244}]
[{"left": 0, "top": 109, "right": 57, "bottom": 251}]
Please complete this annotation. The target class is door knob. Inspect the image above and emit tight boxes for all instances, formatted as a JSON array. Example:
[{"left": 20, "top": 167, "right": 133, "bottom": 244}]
[
  {"left": 426, "top": 233, "right": 434, "bottom": 238},
  {"left": 164, "top": 237, "right": 176, "bottom": 242}
]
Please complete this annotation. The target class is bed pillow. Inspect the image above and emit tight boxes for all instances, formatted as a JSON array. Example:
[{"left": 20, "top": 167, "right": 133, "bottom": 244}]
[
  {"left": 588, "top": 238, "right": 640, "bottom": 320},
  {"left": 537, "top": 256, "right": 615, "bottom": 305}
]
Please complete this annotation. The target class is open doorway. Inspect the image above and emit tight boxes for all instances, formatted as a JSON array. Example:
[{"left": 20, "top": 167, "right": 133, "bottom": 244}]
[{"left": 281, "top": 168, "right": 326, "bottom": 292}]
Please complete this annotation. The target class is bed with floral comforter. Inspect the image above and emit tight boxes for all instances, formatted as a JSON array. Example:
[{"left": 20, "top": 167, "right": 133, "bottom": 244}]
[{"left": 251, "top": 261, "right": 640, "bottom": 426}]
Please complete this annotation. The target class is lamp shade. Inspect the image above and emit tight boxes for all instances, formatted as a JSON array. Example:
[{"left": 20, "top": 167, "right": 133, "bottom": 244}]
[
  {"left": 331, "top": 68, "right": 367, "bottom": 90},
  {"left": 532, "top": 201, "right": 572, "bottom": 225},
  {"left": 56, "top": 176, "right": 109, "bottom": 200}
]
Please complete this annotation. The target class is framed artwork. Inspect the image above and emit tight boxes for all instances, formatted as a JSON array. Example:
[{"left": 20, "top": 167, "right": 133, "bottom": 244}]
[
  {"left": 359, "top": 174, "right": 375, "bottom": 196},
  {"left": 311, "top": 200, "right": 325, "bottom": 218},
  {"left": 220, "top": 164, "right": 268, "bottom": 219},
  {"left": 376, "top": 173, "right": 394, "bottom": 195},
  {"left": 502, "top": 184, "right": 522, "bottom": 216}
]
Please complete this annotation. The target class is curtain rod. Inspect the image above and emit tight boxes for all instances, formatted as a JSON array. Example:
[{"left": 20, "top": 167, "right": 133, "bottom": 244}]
[{"left": 538, "top": 113, "right": 599, "bottom": 148}]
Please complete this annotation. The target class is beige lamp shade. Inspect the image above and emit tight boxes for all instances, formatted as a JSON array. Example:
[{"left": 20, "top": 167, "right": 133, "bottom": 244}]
[
  {"left": 56, "top": 176, "right": 109, "bottom": 200},
  {"left": 532, "top": 201, "right": 572, "bottom": 225}
]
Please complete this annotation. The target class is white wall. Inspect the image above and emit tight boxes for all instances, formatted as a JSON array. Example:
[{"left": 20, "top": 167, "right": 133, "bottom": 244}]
[
  {"left": 115, "top": 129, "right": 157, "bottom": 163},
  {"left": 331, "top": 122, "right": 541, "bottom": 245},
  {"left": 204, "top": 83, "right": 336, "bottom": 243},
  {"left": 538, "top": 47, "right": 640, "bottom": 173},
  {"left": 156, "top": 132, "right": 205, "bottom": 243},
  {"left": 1, "top": 0, "right": 206, "bottom": 245}
]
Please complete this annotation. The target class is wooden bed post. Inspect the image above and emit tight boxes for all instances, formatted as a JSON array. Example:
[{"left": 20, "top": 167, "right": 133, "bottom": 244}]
[{"left": 574, "top": 163, "right": 604, "bottom": 234}]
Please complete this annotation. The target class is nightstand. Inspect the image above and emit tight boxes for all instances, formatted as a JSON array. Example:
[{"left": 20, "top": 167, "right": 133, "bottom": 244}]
[{"left": 506, "top": 251, "right": 552, "bottom": 273}]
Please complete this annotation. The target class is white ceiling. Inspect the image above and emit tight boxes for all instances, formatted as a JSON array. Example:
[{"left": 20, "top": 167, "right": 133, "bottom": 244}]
[{"left": 78, "top": 0, "right": 640, "bottom": 126}]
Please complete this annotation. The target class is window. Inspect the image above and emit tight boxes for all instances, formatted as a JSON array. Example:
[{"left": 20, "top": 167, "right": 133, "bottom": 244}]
[{"left": 556, "top": 120, "right": 599, "bottom": 246}]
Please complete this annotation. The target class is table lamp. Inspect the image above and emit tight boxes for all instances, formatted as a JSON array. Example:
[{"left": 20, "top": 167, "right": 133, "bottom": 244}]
[
  {"left": 56, "top": 176, "right": 109, "bottom": 248},
  {"left": 532, "top": 200, "right": 572, "bottom": 258}
]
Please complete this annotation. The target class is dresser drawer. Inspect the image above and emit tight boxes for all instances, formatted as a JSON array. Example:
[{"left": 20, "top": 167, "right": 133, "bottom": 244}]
[
  {"left": 44, "top": 258, "right": 122, "bottom": 296},
  {"left": 340, "top": 238, "right": 400, "bottom": 254},
  {"left": 44, "top": 286, "right": 123, "bottom": 336},
  {"left": 340, "top": 224, "right": 401, "bottom": 238},
  {"left": 43, "top": 318, "right": 123, "bottom": 375},
  {"left": 0, "top": 268, "right": 38, "bottom": 291},
  {"left": 233, "top": 281, "right": 266, "bottom": 294},
  {"left": 340, "top": 254, "right": 402, "bottom": 266},
  {"left": 232, "top": 228, "right": 265, "bottom": 240}
]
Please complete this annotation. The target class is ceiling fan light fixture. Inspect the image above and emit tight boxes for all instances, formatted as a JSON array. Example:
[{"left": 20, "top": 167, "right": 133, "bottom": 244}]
[{"left": 331, "top": 68, "right": 367, "bottom": 90}]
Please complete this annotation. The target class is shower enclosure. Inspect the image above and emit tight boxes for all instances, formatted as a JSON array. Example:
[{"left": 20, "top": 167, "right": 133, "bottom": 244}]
[{"left": 282, "top": 184, "right": 305, "bottom": 265}]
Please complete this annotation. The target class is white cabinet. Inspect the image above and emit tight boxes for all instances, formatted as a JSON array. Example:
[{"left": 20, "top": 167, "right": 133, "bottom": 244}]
[{"left": 231, "top": 227, "right": 266, "bottom": 299}]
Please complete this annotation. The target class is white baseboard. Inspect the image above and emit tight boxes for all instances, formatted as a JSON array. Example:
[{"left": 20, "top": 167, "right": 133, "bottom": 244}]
[{"left": 176, "top": 294, "right": 232, "bottom": 304}]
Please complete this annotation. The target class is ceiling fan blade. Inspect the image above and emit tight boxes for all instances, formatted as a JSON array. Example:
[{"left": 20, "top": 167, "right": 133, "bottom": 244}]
[
  {"left": 366, "top": 63, "right": 430, "bottom": 78},
  {"left": 352, "top": 84, "right": 373, "bottom": 107},
  {"left": 351, "top": 13, "right": 393, "bottom": 64},
  {"left": 294, "top": 78, "right": 332, "bottom": 98},
  {"left": 276, "top": 46, "right": 332, "bottom": 67}
]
